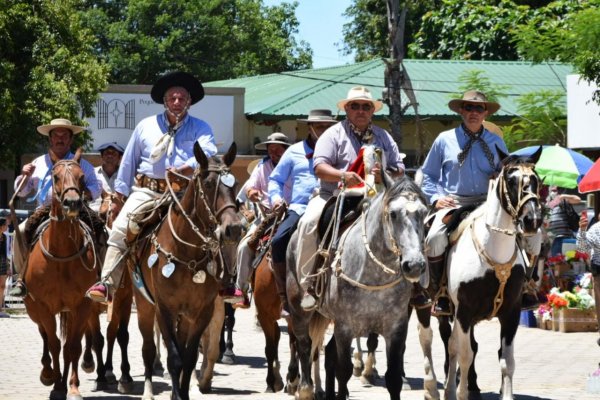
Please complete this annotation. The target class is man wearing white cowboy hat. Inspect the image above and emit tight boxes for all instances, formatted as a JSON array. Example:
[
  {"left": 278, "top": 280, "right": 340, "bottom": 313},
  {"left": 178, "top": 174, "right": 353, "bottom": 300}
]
[
  {"left": 86, "top": 71, "right": 218, "bottom": 303},
  {"left": 421, "top": 89, "right": 515, "bottom": 315},
  {"left": 224, "top": 132, "right": 293, "bottom": 305},
  {"left": 296, "top": 87, "right": 406, "bottom": 310},
  {"left": 9, "top": 118, "right": 102, "bottom": 297},
  {"left": 90, "top": 142, "right": 125, "bottom": 213}
]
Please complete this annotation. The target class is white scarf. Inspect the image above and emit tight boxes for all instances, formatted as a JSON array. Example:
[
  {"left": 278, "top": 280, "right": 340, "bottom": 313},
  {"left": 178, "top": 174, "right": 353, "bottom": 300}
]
[{"left": 149, "top": 117, "right": 184, "bottom": 164}]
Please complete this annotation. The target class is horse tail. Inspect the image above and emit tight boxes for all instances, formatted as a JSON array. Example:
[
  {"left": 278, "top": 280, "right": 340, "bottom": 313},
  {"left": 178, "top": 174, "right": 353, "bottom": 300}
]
[
  {"left": 308, "top": 313, "right": 330, "bottom": 360},
  {"left": 60, "top": 311, "right": 69, "bottom": 342}
]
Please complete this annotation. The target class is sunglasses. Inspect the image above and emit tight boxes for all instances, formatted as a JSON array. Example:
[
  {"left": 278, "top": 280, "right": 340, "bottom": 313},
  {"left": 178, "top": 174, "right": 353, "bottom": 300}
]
[
  {"left": 348, "top": 103, "right": 373, "bottom": 111},
  {"left": 462, "top": 103, "right": 486, "bottom": 113}
]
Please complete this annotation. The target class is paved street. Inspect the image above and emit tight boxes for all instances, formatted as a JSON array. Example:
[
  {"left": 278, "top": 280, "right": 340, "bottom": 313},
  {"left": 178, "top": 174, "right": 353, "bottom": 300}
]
[{"left": 0, "top": 302, "right": 599, "bottom": 400}]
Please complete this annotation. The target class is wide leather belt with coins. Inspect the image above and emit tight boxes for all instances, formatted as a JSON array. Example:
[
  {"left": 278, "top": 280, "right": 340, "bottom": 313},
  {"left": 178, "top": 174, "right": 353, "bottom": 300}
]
[{"left": 135, "top": 174, "right": 188, "bottom": 193}]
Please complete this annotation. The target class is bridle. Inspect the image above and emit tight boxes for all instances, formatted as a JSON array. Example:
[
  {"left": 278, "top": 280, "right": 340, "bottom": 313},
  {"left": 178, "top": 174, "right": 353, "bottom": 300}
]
[{"left": 51, "top": 159, "right": 83, "bottom": 205}]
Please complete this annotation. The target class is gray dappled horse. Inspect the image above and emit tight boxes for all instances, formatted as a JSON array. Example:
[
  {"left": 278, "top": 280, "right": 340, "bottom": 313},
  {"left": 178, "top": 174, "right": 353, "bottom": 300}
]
[{"left": 286, "top": 174, "right": 429, "bottom": 400}]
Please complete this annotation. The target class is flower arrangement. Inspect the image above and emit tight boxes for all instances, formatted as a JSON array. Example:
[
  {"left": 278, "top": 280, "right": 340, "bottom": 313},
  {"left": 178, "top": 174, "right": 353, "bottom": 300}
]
[{"left": 546, "top": 272, "right": 595, "bottom": 310}]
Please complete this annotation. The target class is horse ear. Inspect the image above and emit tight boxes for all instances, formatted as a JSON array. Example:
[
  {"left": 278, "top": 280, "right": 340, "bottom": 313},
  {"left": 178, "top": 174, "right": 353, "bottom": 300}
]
[
  {"left": 382, "top": 169, "right": 394, "bottom": 189},
  {"left": 223, "top": 142, "right": 237, "bottom": 167},
  {"left": 194, "top": 142, "right": 209, "bottom": 171},
  {"left": 49, "top": 148, "right": 59, "bottom": 164},
  {"left": 73, "top": 148, "right": 82, "bottom": 163},
  {"left": 496, "top": 145, "right": 509, "bottom": 164},
  {"left": 529, "top": 146, "right": 543, "bottom": 164}
]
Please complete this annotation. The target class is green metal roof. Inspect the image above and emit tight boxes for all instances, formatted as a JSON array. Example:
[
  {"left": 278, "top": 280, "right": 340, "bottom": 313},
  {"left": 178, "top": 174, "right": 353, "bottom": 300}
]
[{"left": 205, "top": 59, "right": 574, "bottom": 120}]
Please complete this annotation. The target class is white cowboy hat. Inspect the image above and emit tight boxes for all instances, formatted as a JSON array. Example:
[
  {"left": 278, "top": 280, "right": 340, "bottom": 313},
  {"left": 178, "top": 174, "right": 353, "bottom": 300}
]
[
  {"left": 448, "top": 90, "right": 501, "bottom": 115},
  {"left": 37, "top": 118, "right": 85, "bottom": 136},
  {"left": 254, "top": 132, "right": 292, "bottom": 151},
  {"left": 337, "top": 86, "right": 384, "bottom": 113},
  {"left": 297, "top": 109, "right": 338, "bottom": 124}
]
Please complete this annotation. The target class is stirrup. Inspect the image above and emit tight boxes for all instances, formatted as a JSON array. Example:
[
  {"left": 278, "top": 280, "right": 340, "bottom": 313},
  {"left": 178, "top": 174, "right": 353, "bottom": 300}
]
[
  {"left": 86, "top": 282, "right": 112, "bottom": 304},
  {"left": 8, "top": 281, "right": 27, "bottom": 298},
  {"left": 300, "top": 291, "right": 317, "bottom": 311}
]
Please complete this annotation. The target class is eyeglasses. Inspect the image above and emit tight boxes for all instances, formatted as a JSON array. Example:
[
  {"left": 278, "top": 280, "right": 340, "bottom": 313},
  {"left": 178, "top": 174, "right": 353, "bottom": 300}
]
[
  {"left": 462, "top": 103, "right": 486, "bottom": 113},
  {"left": 348, "top": 103, "right": 373, "bottom": 111}
]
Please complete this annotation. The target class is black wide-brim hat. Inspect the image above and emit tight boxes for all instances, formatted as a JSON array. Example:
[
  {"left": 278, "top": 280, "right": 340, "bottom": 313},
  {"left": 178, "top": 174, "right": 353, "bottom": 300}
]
[{"left": 151, "top": 71, "right": 204, "bottom": 105}]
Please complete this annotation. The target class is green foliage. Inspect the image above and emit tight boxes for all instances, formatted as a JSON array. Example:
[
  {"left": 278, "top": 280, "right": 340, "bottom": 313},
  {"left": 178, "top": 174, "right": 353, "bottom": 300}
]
[
  {"left": 503, "top": 90, "right": 567, "bottom": 151},
  {"left": 78, "top": 0, "right": 312, "bottom": 84},
  {"left": 0, "top": 0, "right": 108, "bottom": 169},
  {"left": 514, "top": 1, "right": 600, "bottom": 102},
  {"left": 452, "top": 70, "right": 511, "bottom": 103}
]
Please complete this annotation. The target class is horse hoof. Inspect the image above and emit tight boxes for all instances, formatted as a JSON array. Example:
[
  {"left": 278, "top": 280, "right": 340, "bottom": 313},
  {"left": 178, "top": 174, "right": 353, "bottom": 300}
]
[
  {"left": 118, "top": 379, "right": 135, "bottom": 394},
  {"left": 199, "top": 383, "right": 212, "bottom": 394},
  {"left": 93, "top": 379, "right": 108, "bottom": 392},
  {"left": 468, "top": 390, "right": 482, "bottom": 400},
  {"left": 40, "top": 371, "right": 55, "bottom": 386},
  {"left": 152, "top": 360, "right": 164, "bottom": 375},
  {"left": 273, "top": 379, "right": 284, "bottom": 393},
  {"left": 401, "top": 376, "right": 411, "bottom": 390},
  {"left": 360, "top": 375, "right": 375, "bottom": 386},
  {"left": 105, "top": 370, "right": 117, "bottom": 384},
  {"left": 220, "top": 350, "right": 235, "bottom": 365},
  {"left": 49, "top": 389, "right": 66, "bottom": 400},
  {"left": 80, "top": 360, "right": 95, "bottom": 374},
  {"left": 66, "top": 394, "right": 83, "bottom": 400}
]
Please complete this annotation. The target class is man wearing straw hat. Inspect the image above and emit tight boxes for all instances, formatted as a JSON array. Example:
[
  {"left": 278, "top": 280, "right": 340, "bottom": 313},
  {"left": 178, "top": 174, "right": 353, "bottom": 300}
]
[
  {"left": 297, "top": 87, "right": 406, "bottom": 310},
  {"left": 225, "top": 132, "right": 292, "bottom": 306},
  {"left": 86, "top": 71, "right": 217, "bottom": 303},
  {"left": 9, "top": 118, "right": 102, "bottom": 297}
]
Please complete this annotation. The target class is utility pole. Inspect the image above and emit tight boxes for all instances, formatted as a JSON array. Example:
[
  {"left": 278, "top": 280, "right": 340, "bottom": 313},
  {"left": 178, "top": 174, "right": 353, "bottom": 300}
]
[{"left": 382, "top": 0, "right": 407, "bottom": 149}]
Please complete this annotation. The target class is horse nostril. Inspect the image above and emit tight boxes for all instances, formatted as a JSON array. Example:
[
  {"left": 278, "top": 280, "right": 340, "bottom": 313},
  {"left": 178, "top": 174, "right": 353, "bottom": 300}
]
[
  {"left": 63, "top": 198, "right": 82, "bottom": 210},
  {"left": 226, "top": 223, "right": 243, "bottom": 240}
]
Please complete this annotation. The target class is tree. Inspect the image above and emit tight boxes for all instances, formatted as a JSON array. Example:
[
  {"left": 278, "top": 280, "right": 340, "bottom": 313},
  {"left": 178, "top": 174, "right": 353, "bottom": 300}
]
[
  {"left": 0, "top": 0, "right": 108, "bottom": 169},
  {"left": 78, "top": 0, "right": 312, "bottom": 84},
  {"left": 514, "top": 1, "right": 600, "bottom": 102}
]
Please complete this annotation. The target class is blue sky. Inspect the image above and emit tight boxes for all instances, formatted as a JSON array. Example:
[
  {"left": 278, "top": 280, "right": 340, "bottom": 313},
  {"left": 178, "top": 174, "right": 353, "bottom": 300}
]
[{"left": 263, "top": 0, "right": 355, "bottom": 68}]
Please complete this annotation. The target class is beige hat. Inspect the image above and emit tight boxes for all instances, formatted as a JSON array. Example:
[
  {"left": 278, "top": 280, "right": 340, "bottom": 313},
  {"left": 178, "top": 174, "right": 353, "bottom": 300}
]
[
  {"left": 37, "top": 118, "right": 85, "bottom": 136},
  {"left": 448, "top": 90, "right": 500, "bottom": 115},
  {"left": 297, "top": 109, "right": 338, "bottom": 124},
  {"left": 337, "top": 86, "right": 384, "bottom": 113},
  {"left": 254, "top": 132, "right": 292, "bottom": 151}
]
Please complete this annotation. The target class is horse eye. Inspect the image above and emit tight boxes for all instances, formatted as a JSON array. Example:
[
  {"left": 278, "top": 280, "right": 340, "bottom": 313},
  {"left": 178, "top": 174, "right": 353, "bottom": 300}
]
[{"left": 389, "top": 211, "right": 397, "bottom": 220}]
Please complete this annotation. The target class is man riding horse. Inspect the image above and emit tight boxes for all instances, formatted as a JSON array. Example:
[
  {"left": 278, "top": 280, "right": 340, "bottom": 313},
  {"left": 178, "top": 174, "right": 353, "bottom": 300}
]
[
  {"left": 10, "top": 118, "right": 102, "bottom": 297},
  {"left": 296, "top": 87, "right": 407, "bottom": 310},
  {"left": 421, "top": 90, "right": 541, "bottom": 316},
  {"left": 89, "top": 141, "right": 125, "bottom": 216},
  {"left": 86, "top": 71, "right": 218, "bottom": 303},
  {"left": 267, "top": 109, "right": 337, "bottom": 318}
]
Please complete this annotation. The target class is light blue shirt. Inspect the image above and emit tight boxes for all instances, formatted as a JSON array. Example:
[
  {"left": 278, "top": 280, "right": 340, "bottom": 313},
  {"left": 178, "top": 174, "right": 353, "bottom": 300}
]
[
  {"left": 15, "top": 152, "right": 101, "bottom": 209},
  {"left": 421, "top": 125, "right": 508, "bottom": 204},
  {"left": 269, "top": 140, "right": 316, "bottom": 216},
  {"left": 115, "top": 113, "right": 217, "bottom": 196}
]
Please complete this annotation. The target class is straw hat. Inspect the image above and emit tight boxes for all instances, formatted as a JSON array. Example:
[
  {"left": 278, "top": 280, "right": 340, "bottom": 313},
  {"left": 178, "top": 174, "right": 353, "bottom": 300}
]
[
  {"left": 37, "top": 118, "right": 84, "bottom": 136},
  {"left": 151, "top": 71, "right": 204, "bottom": 105},
  {"left": 297, "top": 109, "right": 338, "bottom": 124},
  {"left": 448, "top": 90, "right": 500, "bottom": 115},
  {"left": 337, "top": 86, "right": 384, "bottom": 112},
  {"left": 254, "top": 132, "right": 292, "bottom": 151}
]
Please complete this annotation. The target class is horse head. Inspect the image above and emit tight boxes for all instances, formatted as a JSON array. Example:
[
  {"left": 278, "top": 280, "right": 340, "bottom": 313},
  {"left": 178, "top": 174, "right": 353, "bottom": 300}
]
[
  {"left": 380, "top": 174, "right": 429, "bottom": 282},
  {"left": 50, "top": 148, "right": 85, "bottom": 219},
  {"left": 193, "top": 142, "right": 243, "bottom": 273},
  {"left": 496, "top": 146, "right": 543, "bottom": 235}
]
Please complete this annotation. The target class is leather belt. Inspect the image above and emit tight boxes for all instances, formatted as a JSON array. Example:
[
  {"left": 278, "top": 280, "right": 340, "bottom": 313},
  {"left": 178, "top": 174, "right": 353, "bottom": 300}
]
[{"left": 135, "top": 174, "right": 188, "bottom": 193}]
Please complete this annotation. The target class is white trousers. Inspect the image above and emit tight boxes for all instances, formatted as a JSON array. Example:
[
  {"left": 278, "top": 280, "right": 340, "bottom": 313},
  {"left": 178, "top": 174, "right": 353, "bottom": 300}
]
[
  {"left": 235, "top": 223, "right": 258, "bottom": 292},
  {"left": 101, "top": 187, "right": 160, "bottom": 285},
  {"left": 295, "top": 194, "right": 328, "bottom": 285}
]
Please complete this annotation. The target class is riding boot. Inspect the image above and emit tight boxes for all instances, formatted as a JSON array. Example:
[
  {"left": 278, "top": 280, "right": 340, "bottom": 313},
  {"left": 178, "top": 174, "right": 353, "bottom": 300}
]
[
  {"left": 429, "top": 256, "right": 452, "bottom": 316},
  {"left": 8, "top": 279, "right": 27, "bottom": 298},
  {"left": 300, "top": 253, "right": 325, "bottom": 311},
  {"left": 86, "top": 245, "right": 124, "bottom": 303},
  {"left": 521, "top": 262, "right": 541, "bottom": 310},
  {"left": 272, "top": 261, "right": 290, "bottom": 319},
  {"left": 409, "top": 282, "right": 432, "bottom": 309}
]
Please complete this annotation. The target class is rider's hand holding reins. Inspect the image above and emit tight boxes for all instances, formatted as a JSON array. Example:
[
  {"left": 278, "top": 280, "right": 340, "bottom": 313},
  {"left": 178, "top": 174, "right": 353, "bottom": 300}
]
[
  {"left": 111, "top": 192, "right": 126, "bottom": 217},
  {"left": 247, "top": 188, "right": 263, "bottom": 203},
  {"left": 434, "top": 196, "right": 457, "bottom": 210},
  {"left": 21, "top": 162, "right": 36, "bottom": 177}
]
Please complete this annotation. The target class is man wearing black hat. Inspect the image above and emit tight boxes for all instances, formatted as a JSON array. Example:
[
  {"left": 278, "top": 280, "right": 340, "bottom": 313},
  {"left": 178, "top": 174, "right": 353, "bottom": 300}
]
[
  {"left": 90, "top": 142, "right": 125, "bottom": 213},
  {"left": 86, "top": 71, "right": 217, "bottom": 303}
]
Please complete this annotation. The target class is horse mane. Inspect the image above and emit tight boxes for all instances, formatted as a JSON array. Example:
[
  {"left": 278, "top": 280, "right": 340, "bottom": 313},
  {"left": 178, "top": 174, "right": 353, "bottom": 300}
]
[{"left": 383, "top": 175, "right": 427, "bottom": 206}]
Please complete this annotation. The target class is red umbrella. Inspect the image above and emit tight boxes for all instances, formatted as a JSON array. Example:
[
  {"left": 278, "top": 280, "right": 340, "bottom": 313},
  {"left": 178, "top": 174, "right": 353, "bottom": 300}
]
[{"left": 578, "top": 157, "right": 600, "bottom": 193}]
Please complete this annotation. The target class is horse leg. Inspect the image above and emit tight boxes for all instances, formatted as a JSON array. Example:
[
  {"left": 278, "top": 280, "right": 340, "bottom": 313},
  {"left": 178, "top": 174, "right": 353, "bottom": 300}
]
[
  {"left": 32, "top": 308, "right": 64, "bottom": 398},
  {"left": 80, "top": 329, "right": 95, "bottom": 374},
  {"left": 361, "top": 332, "right": 379, "bottom": 386},
  {"left": 498, "top": 308, "right": 519, "bottom": 400},
  {"left": 104, "top": 307, "right": 118, "bottom": 384},
  {"left": 384, "top": 323, "right": 410, "bottom": 400},
  {"left": 177, "top": 318, "right": 203, "bottom": 400},
  {"left": 63, "top": 309, "right": 89, "bottom": 400},
  {"left": 220, "top": 303, "right": 236, "bottom": 365},
  {"left": 453, "top": 322, "right": 473, "bottom": 400},
  {"left": 136, "top": 295, "right": 158, "bottom": 400},
  {"left": 324, "top": 335, "right": 337, "bottom": 400},
  {"left": 415, "top": 307, "right": 440, "bottom": 400},
  {"left": 352, "top": 336, "right": 364, "bottom": 377},
  {"left": 37, "top": 324, "right": 57, "bottom": 386},
  {"left": 294, "top": 318, "right": 315, "bottom": 400},
  {"left": 197, "top": 298, "right": 225, "bottom": 394},
  {"left": 87, "top": 312, "right": 108, "bottom": 392},
  {"left": 332, "top": 329, "right": 353, "bottom": 400},
  {"left": 152, "top": 318, "right": 164, "bottom": 376},
  {"left": 115, "top": 291, "right": 134, "bottom": 394},
  {"left": 285, "top": 324, "right": 300, "bottom": 395},
  {"left": 256, "top": 306, "right": 283, "bottom": 392},
  {"left": 467, "top": 329, "right": 482, "bottom": 400}
]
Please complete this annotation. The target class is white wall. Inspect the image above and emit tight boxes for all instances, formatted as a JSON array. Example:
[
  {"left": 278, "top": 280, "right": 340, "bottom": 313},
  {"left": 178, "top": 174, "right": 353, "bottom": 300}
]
[
  {"left": 567, "top": 75, "right": 600, "bottom": 149},
  {"left": 86, "top": 86, "right": 240, "bottom": 153}
]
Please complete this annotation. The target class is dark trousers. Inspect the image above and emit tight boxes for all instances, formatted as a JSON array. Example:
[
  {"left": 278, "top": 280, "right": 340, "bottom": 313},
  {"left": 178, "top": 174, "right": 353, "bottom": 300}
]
[{"left": 271, "top": 210, "right": 301, "bottom": 264}]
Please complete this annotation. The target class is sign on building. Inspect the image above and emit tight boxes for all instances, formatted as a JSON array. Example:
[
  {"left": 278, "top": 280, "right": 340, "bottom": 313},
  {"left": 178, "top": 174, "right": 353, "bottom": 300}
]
[{"left": 567, "top": 75, "right": 600, "bottom": 149}]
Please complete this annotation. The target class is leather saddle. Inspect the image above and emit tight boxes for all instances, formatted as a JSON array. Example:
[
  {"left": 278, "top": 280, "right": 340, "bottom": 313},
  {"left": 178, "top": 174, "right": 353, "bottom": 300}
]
[{"left": 317, "top": 194, "right": 365, "bottom": 255}]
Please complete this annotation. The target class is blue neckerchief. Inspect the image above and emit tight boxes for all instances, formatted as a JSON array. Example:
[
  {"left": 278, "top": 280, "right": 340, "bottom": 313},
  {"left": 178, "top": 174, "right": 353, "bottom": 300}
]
[{"left": 26, "top": 168, "right": 52, "bottom": 203}]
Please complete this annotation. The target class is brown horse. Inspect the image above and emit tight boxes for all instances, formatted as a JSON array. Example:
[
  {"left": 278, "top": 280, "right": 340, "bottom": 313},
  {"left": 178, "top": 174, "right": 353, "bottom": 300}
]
[
  {"left": 130, "top": 142, "right": 243, "bottom": 400},
  {"left": 22, "top": 150, "right": 102, "bottom": 400}
]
